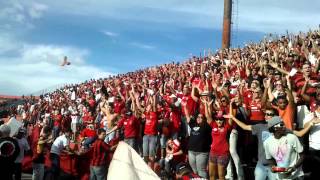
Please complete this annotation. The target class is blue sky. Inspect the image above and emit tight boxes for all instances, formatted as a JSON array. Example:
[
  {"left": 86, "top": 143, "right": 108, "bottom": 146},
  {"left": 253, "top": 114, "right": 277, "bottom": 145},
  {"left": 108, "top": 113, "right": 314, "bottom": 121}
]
[{"left": 0, "top": 0, "right": 319, "bottom": 95}]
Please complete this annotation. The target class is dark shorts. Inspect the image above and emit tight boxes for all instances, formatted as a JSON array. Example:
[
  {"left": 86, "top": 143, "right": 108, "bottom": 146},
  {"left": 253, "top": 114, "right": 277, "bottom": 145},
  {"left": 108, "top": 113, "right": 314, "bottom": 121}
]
[{"left": 209, "top": 152, "right": 230, "bottom": 166}]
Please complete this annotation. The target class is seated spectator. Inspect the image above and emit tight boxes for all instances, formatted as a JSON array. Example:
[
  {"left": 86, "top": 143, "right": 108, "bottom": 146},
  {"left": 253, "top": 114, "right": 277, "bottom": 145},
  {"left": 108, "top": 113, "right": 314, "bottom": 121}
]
[{"left": 164, "top": 138, "right": 184, "bottom": 176}]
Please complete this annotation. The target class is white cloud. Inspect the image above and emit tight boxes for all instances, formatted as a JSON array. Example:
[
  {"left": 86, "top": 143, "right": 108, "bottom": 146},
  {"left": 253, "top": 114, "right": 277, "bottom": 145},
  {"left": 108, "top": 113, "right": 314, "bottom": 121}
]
[
  {"left": 28, "top": 3, "right": 48, "bottom": 19},
  {"left": 0, "top": 32, "right": 22, "bottom": 54},
  {"left": 0, "top": 44, "right": 114, "bottom": 95},
  {"left": 102, "top": 30, "right": 119, "bottom": 38},
  {"left": 129, "top": 42, "right": 156, "bottom": 50},
  {"left": 20, "top": 44, "right": 88, "bottom": 65},
  {"left": 0, "top": 0, "right": 48, "bottom": 29}
]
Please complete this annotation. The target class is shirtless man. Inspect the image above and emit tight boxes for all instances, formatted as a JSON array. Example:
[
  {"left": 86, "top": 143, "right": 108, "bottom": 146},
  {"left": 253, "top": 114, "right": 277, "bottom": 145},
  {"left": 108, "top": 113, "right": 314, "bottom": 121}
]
[{"left": 101, "top": 103, "right": 118, "bottom": 143}]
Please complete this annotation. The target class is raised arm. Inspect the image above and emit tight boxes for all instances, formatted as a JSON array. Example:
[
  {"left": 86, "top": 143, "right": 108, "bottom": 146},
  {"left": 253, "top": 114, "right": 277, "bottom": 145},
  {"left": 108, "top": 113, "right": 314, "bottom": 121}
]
[
  {"left": 191, "top": 84, "right": 199, "bottom": 102},
  {"left": 201, "top": 97, "right": 213, "bottom": 124},
  {"left": 183, "top": 103, "right": 191, "bottom": 124},
  {"left": 269, "top": 62, "right": 289, "bottom": 75},
  {"left": 286, "top": 88, "right": 295, "bottom": 107},
  {"left": 267, "top": 82, "right": 275, "bottom": 102}
]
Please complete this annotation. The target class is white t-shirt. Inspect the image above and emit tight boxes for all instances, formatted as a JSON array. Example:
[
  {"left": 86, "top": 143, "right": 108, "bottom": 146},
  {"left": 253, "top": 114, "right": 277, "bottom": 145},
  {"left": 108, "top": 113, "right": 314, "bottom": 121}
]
[
  {"left": 71, "top": 91, "right": 76, "bottom": 100},
  {"left": 50, "top": 134, "right": 69, "bottom": 155},
  {"left": 303, "top": 113, "right": 320, "bottom": 150},
  {"left": 15, "top": 137, "right": 30, "bottom": 163},
  {"left": 264, "top": 133, "right": 304, "bottom": 179},
  {"left": 71, "top": 115, "right": 79, "bottom": 124}
]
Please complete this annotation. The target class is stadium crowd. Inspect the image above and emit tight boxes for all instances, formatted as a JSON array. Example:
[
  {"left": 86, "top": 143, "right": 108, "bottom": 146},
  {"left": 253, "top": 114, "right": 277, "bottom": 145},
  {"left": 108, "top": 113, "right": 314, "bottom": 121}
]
[{"left": 1, "top": 29, "right": 320, "bottom": 180}]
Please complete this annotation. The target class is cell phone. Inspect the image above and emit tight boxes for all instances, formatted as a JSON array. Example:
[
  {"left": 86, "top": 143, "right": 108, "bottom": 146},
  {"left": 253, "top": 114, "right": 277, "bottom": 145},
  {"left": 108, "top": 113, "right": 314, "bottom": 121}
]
[{"left": 272, "top": 167, "right": 286, "bottom": 172}]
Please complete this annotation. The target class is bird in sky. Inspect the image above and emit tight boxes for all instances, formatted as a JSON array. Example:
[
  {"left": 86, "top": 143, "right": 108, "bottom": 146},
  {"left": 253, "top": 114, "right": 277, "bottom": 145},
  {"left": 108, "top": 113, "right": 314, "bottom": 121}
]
[{"left": 60, "top": 56, "right": 71, "bottom": 66}]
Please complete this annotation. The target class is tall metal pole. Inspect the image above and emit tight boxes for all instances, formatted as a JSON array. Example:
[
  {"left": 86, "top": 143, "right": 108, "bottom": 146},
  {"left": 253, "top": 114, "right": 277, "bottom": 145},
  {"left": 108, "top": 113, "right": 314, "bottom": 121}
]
[{"left": 222, "top": 0, "right": 232, "bottom": 49}]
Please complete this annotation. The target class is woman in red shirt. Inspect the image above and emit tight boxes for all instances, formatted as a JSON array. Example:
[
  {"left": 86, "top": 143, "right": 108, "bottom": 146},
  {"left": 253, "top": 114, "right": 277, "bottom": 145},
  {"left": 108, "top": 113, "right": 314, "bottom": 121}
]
[{"left": 203, "top": 99, "right": 232, "bottom": 180}]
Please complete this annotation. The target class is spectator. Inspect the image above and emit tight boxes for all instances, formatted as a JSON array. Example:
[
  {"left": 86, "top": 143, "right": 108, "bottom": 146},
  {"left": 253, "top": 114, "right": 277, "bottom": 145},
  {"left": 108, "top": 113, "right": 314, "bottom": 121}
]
[
  {"left": 0, "top": 124, "right": 20, "bottom": 180},
  {"left": 203, "top": 96, "right": 232, "bottom": 180},
  {"left": 184, "top": 100, "right": 211, "bottom": 178},
  {"left": 32, "top": 126, "right": 52, "bottom": 180},
  {"left": 164, "top": 138, "right": 184, "bottom": 176},
  {"left": 49, "top": 130, "right": 72, "bottom": 179},
  {"left": 13, "top": 128, "right": 30, "bottom": 180},
  {"left": 100, "top": 103, "right": 118, "bottom": 143},
  {"left": 175, "top": 162, "right": 203, "bottom": 180},
  {"left": 107, "top": 109, "right": 140, "bottom": 151},
  {"left": 80, "top": 124, "right": 97, "bottom": 149},
  {"left": 225, "top": 97, "right": 244, "bottom": 180},
  {"left": 90, "top": 128, "right": 116, "bottom": 180},
  {"left": 303, "top": 103, "right": 320, "bottom": 179},
  {"left": 264, "top": 116, "right": 304, "bottom": 179}
]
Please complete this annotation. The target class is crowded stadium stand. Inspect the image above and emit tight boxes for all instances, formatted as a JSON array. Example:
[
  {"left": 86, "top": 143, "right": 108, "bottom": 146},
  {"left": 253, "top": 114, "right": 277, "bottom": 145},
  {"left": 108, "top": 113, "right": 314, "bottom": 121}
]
[{"left": 1, "top": 29, "right": 320, "bottom": 180}]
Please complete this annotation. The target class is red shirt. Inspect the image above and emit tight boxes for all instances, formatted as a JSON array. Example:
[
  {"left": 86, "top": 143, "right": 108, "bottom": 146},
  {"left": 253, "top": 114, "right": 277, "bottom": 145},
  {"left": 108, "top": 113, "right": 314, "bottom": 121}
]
[
  {"left": 169, "top": 108, "right": 182, "bottom": 133},
  {"left": 88, "top": 99, "right": 96, "bottom": 108},
  {"left": 80, "top": 128, "right": 96, "bottom": 138},
  {"left": 172, "top": 144, "right": 185, "bottom": 163},
  {"left": 53, "top": 114, "right": 62, "bottom": 127},
  {"left": 114, "top": 100, "right": 125, "bottom": 114},
  {"left": 210, "top": 122, "right": 231, "bottom": 155},
  {"left": 181, "top": 173, "right": 202, "bottom": 180},
  {"left": 117, "top": 116, "right": 140, "bottom": 138},
  {"left": 181, "top": 95, "right": 196, "bottom": 116},
  {"left": 246, "top": 100, "right": 265, "bottom": 121},
  {"left": 82, "top": 115, "right": 94, "bottom": 125},
  {"left": 243, "top": 90, "right": 253, "bottom": 105},
  {"left": 292, "top": 72, "right": 319, "bottom": 94},
  {"left": 90, "top": 139, "right": 110, "bottom": 166},
  {"left": 144, "top": 112, "right": 158, "bottom": 135}
]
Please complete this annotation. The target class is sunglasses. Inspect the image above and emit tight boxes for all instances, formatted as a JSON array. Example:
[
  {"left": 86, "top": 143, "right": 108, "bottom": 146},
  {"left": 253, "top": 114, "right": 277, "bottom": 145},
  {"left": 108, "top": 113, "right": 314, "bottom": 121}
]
[
  {"left": 221, "top": 99, "right": 227, "bottom": 102},
  {"left": 265, "top": 113, "right": 274, "bottom": 116},
  {"left": 274, "top": 122, "right": 285, "bottom": 128},
  {"left": 215, "top": 119, "right": 224, "bottom": 122}
]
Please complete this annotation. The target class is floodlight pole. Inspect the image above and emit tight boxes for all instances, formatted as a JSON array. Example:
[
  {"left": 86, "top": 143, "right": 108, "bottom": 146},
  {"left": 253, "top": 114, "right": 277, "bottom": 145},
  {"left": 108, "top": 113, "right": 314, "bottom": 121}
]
[{"left": 222, "top": 0, "right": 232, "bottom": 49}]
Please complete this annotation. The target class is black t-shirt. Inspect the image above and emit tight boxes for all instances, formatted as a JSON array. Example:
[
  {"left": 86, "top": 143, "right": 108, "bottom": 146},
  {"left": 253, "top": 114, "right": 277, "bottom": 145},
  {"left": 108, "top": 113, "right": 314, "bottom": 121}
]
[{"left": 187, "top": 118, "right": 212, "bottom": 152}]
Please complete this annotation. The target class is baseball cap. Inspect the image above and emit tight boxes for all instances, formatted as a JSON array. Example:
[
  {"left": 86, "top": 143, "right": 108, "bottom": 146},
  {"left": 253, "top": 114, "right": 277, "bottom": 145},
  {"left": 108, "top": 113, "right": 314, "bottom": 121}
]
[
  {"left": 267, "top": 116, "right": 282, "bottom": 128},
  {"left": 175, "top": 162, "right": 192, "bottom": 175},
  {"left": 0, "top": 124, "right": 11, "bottom": 137}
]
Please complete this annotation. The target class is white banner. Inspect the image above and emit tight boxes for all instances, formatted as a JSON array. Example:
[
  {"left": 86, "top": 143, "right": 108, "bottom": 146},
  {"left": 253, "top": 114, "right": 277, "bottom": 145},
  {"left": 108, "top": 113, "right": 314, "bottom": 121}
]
[{"left": 108, "top": 141, "right": 160, "bottom": 180}]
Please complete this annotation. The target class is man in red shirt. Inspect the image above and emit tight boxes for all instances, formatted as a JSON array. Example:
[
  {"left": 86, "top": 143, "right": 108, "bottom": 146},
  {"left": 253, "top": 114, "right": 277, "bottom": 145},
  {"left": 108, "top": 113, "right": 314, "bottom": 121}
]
[
  {"left": 90, "top": 128, "right": 113, "bottom": 180},
  {"left": 107, "top": 110, "right": 140, "bottom": 152},
  {"left": 80, "top": 124, "right": 97, "bottom": 148}
]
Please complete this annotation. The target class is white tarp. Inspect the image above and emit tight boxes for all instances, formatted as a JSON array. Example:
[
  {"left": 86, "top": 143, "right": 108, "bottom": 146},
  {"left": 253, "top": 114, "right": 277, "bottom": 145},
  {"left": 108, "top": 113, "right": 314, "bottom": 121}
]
[
  {"left": 108, "top": 141, "right": 160, "bottom": 180},
  {"left": 6, "top": 117, "right": 23, "bottom": 137}
]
